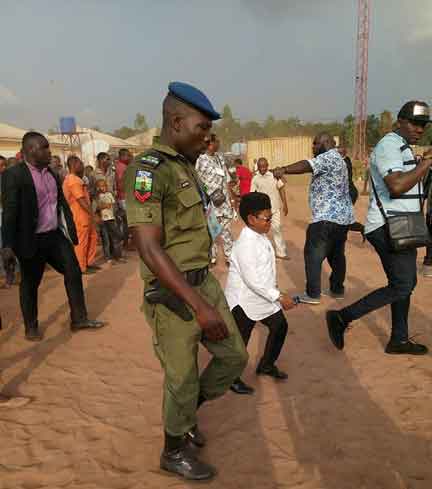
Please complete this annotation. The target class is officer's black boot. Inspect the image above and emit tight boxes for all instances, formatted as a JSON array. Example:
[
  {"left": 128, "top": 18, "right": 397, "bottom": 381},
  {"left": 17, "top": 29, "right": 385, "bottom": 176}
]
[{"left": 160, "top": 432, "right": 216, "bottom": 480}]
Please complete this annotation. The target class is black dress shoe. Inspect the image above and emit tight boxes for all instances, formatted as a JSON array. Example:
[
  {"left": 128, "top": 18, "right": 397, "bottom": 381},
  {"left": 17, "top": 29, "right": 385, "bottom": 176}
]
[
  {"left": 87, "top": 264, "right": 102, "bottom": 271},
  {"left": 70, "top": 319, "right": 106, "bottom": 332},
  {"left": 256, "top": 365, "right": 288, "bottom": 380},
  {"left": 25, "top": 325, "right": 43, "bottom": 342},
  {"left": 160, "top": 449, "right": 216, "bottom": 480},
  {"left": 230, "top": 378, "right": 255, "bottom": 395},
  {"left": 82, "top": 269, "right": 97, "bottom": 275},
  {"left": 186, "top": 425, "right": 206, "bottom": 448},
  {"left": 326, "top": 310, "right": 347, "bottom": 350},
  {"left": 385, "top": 340, "right": 428, "bottom": 355}
]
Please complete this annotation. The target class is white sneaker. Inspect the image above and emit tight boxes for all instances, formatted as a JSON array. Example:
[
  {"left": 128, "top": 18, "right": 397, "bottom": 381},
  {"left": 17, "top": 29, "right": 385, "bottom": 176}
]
[
  {"left": 299, "top": 293, "right": 321, "bottom": 305},
  {"left": 322, "top": 289, "right": 345, "bottom": 300}
]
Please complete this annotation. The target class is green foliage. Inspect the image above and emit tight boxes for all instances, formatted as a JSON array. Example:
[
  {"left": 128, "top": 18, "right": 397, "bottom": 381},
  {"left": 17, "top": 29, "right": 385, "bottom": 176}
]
[
  {"left": 112, "top": 126, "right": 137, "bottom": 140},
  {"left": 419, "top": 124, "right": 432, "bottom": 146},
  {"left": 134, "top": 113, "right": 148, "bottom": 132},
  {"left": 379, "top": 110, "right": 393, "bottom": 136},
  {"left": 366, "top": 114, "right": 381, "bottom": 147}
]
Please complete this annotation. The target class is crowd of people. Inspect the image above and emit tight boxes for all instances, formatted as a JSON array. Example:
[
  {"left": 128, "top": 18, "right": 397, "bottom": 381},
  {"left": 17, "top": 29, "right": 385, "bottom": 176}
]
[{"left": 1, "top": 82, "right": 431, "bottom": 481}]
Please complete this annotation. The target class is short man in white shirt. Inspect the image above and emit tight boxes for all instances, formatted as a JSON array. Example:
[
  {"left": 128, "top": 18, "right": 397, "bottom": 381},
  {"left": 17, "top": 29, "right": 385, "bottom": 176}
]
[
  {"left": 251, "top": 158, "right": 289, "bottom": 259},
  {"left": 225, "top": 192, "right": 296, "bottom": 394}
]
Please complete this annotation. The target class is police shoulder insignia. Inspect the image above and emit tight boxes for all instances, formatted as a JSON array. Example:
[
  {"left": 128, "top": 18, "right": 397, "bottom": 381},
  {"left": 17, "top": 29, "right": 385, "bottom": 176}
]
[
  {"left": 134, "top": 169, "right": 153, "bottom": 203},
  {"left": 140, "top": 153, "right": 164, "bottom": 168}
]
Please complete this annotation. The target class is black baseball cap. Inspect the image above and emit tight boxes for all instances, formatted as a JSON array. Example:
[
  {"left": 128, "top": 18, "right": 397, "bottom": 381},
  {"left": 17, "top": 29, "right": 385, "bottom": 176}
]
[{"left": 398, "top": 101, "right": 431, "bottom": 124}]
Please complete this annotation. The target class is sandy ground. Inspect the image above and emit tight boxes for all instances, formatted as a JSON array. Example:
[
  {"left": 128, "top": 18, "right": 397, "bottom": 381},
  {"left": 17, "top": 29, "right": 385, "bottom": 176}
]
[{"left": 1, "top": 186, "right": 431, "bottom": 489}]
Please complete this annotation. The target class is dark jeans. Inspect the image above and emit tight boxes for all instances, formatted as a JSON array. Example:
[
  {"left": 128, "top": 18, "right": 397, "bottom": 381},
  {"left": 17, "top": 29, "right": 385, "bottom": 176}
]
[
  {"left": 18, "top": 230, "right": 87, "bottom": 328},
  {"left": 304, "top": 221, "right": 349, "bottom": 298},
  {"left": 100, "top": 220, "right": 122, "bottom": 260},
  {"left": 340, "top": 225, "right": 417, "bottom": 343},
  {"left": 231, "top": 305, "right": 288, "bottom": 368}
]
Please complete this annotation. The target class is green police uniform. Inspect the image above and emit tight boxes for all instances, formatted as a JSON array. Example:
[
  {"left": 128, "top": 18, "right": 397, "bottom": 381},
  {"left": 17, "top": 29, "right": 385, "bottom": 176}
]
[{"left": 125, "top": 137, "right": 248, "bottom": 437}]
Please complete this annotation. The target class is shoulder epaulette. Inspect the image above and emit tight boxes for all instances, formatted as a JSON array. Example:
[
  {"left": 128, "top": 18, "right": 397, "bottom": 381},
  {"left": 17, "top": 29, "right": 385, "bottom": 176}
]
[{"left": 137, "top": 150, "right": 165, "bottom": 169}]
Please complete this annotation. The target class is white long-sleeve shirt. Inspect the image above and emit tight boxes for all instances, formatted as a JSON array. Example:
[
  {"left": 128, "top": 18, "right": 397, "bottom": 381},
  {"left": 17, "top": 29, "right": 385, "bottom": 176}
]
[{"left": 225, "top": 226, "right": 281, "bottom": 321}]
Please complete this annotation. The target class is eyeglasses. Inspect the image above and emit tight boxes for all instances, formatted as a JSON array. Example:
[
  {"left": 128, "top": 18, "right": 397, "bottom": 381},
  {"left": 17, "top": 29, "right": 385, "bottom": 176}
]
[{"left": 255, "top": 214, "right": 273, "bottom": 222}]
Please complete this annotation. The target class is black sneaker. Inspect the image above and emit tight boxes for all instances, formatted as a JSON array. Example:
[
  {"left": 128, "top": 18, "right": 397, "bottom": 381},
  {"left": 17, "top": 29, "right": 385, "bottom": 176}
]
[
  {"left": 326, "top": 310, "right": 347, "bottom": 350},
  {"left": 230, "top": 378, "right": 255, "bottom": 395},
  {"left": 256, "top": 364, "right": 288, "bottom": 380},
  {"left": 385, "top": 339, "right": 428, "bottom": 355}
]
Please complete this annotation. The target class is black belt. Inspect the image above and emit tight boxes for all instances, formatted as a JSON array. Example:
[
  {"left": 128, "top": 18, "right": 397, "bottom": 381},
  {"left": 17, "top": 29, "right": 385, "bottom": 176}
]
[{"left": 184, "top": 267, "right": 209, "bottom": 286}]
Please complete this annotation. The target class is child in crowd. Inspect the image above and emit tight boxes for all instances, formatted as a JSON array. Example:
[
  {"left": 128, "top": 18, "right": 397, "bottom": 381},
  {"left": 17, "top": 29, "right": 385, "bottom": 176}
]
[
  {"left": 94, "top": 179, "right": 125, "bottom": 264},
  {"left": 225, "top": 192, "right": 296, "bottom": 395}
]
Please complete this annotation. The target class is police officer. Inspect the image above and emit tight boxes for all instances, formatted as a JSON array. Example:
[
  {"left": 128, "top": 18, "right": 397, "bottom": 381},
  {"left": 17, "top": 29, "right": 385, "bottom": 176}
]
[
  {"left": 124, "top": 82, "right": 248, "bottom": 481},
  {"left": 196, "top": 134, "right": 235, "bottom": 265},
  {"left": 327, "top": 101, "right": 432, "bottom": 355}
]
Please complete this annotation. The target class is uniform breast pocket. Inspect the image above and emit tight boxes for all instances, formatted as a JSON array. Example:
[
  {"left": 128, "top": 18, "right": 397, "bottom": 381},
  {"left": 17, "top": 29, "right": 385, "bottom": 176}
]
[{"left": 176, "top": 187, "right": 205, "bottom": 230}]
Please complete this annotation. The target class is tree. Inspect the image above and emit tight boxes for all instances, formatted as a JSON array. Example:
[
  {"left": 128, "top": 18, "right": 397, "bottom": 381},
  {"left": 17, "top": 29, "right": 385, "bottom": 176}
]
[
  {"left": 366, "top": 114, "right": 381, "bottom": 147},
  {"left": 419, "top": 124, "right": 432, "bottom": 146},
  {"left": 221, "top": 104, "right": 234, "bottom": 122},
  {"left": 379, "top": 110, "right": 393, "bottom": 137},
  {"left": 341, "top": 115, "right": 355, "bottom": 148},
  {"left": 112, "top": 126, "right": 136, "bottom": 140},
  {"left": 134, "top": 113, "right": 148, "bottom": 132}
]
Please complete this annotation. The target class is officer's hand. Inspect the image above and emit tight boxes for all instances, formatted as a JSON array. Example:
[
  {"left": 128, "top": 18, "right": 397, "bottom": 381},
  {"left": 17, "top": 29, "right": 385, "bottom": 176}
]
[
  {"left": 279, "top": 293, "right": 296, "bottom": 311},
  {"left": 1, "top": 247, "right": 15, "bottom": 263},
  {"left": 195, "top": 303, "right": 229, "bottom": 342}
]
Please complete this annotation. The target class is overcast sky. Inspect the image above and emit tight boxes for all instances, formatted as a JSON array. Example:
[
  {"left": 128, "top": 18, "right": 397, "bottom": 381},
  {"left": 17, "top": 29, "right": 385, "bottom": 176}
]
[{"left": 1, "top": 0, "right": 431, "bottom": 132}]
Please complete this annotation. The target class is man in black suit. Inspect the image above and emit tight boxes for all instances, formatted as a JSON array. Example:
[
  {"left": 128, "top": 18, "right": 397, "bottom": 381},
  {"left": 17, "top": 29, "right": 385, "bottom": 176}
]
[{"left": 1, "top": 132, "right": 105, "bottom": 341}]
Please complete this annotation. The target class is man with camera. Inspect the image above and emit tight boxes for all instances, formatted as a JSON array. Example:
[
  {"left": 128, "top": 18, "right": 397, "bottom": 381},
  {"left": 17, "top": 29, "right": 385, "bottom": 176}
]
[{"left": 327, "top": 101, "right": 432, "bottom": 355}]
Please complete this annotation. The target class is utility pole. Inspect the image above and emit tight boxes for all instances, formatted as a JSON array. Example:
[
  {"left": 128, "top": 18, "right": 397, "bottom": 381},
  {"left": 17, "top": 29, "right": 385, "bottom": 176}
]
[{"left": 353, "top": 0, "right": 371, "bottom": 193}]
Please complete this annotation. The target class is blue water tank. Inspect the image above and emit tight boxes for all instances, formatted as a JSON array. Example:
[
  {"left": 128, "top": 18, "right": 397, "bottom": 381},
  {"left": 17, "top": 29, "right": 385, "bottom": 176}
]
[{"left": 60, "top": 117, "right": 76, "bottom": 134}]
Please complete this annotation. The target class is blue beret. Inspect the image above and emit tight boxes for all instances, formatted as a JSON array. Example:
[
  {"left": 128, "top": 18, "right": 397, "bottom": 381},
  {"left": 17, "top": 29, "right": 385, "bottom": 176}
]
[{"left": 168, "top": 81, "right": 221, "bottom": 121}]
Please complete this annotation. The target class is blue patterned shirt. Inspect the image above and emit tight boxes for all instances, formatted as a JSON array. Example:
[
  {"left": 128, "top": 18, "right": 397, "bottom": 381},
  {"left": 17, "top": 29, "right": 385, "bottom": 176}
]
[{"left": 308, "top": 149, "right": 354, "bottom": 225}]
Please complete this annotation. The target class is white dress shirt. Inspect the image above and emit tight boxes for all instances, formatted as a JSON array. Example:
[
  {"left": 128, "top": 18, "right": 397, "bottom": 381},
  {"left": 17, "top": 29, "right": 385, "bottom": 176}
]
[
  {"left": 225, "top": 226, "right": 281, "bottom": 321},
  {"left": 251, "top": 171, "right": 284, "bottom": 212}
]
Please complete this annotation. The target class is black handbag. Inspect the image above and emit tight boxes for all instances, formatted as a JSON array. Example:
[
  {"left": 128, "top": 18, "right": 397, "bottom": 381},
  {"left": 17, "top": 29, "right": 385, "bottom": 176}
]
[{"left": 370, "top": 175, "right": 432, "bottom": 251}]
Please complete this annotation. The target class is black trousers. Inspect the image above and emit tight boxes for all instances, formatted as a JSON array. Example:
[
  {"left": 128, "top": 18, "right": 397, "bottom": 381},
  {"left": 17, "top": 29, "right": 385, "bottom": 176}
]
[
  {"left": 115, "top": 207, "right": 129, "bottom": 247},
  {"left": 100, "top": 220, "right": 122, "bottom": 260},
  {"left": 340, "top": 225, "right": 417, "bottom": 343},
  {"left": 231, "top": 305, "right": 288, "bottom": 369},
  {"left": 304, "top": 221, "right": 349, "bottom": 298},
  {"left": 18, "top": 230, "right": 87, "bottom": 328}
]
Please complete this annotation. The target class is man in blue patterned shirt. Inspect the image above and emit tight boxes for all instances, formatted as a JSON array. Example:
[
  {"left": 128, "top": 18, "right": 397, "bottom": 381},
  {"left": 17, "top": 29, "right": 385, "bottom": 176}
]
[{"left": 279, "top": 133, "right": 354, "bottom": 304}]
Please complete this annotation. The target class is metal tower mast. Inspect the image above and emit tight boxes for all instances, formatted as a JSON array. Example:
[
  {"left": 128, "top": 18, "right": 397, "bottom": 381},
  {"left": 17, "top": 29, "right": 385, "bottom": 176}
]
[{"left": 353, "top": 0, "right": 371, "bottom": 164}]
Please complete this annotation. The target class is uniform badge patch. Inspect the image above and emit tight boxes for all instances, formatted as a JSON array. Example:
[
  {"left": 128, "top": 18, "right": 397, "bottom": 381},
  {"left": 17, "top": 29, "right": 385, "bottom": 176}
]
[
  {"left": 134, "top": 169, "right": 153, "bottom": 203},
  {"left": 140, "top": 154, "right": 162, "bottom": 167}
]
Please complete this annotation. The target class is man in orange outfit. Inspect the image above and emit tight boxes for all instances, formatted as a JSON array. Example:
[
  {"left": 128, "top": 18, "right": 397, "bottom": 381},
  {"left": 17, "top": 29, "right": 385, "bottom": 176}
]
[{"left": 63, "top": 156, "right": 100, "bottom": 275}]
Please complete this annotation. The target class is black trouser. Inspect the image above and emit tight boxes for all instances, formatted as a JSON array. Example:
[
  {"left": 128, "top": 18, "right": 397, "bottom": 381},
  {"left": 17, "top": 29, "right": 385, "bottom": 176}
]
[
  {"left": 100, "top": 220, "right": 122, "bottom": 260},
  {"left": 115, "top": 207, "right": 129, "bottom": 247},
  {"left": 340, "top": 225, "right": 417, "bottom": 343},
  {"left": 304, "top": 221, "right": 349, "bottom": 298},
  {"left": 18, "top": 230, "right": 87, "bottom": 328},
  {"left": 231, "top": 305, "right": 288, "bottom": 369}
]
